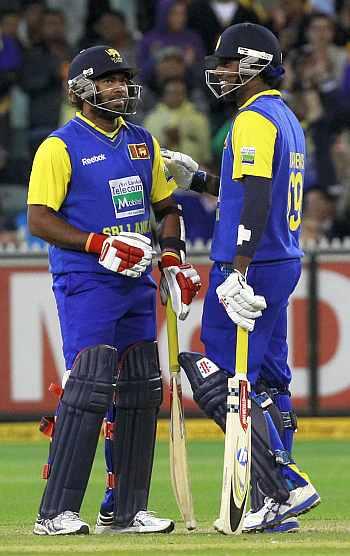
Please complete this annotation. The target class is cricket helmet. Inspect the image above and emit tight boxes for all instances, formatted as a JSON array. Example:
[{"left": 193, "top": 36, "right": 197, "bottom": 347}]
[
  {"left": 67, "top": 45, "right": 141, "bottom": 115},
  {"left": 205, "top": 23, "right": 284, "bottom": 99}
]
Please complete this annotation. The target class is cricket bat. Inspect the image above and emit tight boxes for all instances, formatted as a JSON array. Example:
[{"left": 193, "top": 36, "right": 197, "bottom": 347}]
[
  {"left": 214, "top": 326, "right": 251, "bottom": 535},
  {"left": 166, "top": 299, "right": 197, "bottom": 530}
]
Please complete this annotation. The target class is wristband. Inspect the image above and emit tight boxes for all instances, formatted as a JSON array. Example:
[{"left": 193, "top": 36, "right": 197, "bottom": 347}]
[
  {"left": 85, "top": 233, "right": 108, "bottom": 254},
  {"left": 191, "top": 170, "right": 207, "bottom": 193}
]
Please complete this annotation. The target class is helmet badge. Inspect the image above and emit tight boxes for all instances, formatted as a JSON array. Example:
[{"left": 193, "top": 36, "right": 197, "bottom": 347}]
[{"left": 105, "top": 48, "right": 123, "bottom": 63}]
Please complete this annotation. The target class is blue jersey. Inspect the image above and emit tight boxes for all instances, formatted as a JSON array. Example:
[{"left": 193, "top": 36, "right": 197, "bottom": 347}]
[
  {"left": 210, "top": 90, "right": 305, "bottom": 263},
  {"left": 49, "top": 117, "right": 156, "bottom": 273}
]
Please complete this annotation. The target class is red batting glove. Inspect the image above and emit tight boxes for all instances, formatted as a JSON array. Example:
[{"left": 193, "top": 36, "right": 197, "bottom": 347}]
[{"left": 159, "top": 253, "right": 201, "bottom": 320}]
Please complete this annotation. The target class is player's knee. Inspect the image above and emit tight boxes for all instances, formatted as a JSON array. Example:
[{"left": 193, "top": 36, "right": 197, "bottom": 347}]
[
  {"left": 63, "top": 344, "right": 117, "bottom": 413},
  {"left": 116, "top": 341, "right": 163, "bottom": 409}
]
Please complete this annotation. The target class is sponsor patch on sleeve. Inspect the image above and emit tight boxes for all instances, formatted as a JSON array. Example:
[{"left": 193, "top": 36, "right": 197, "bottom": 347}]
[
  {"left": 128, "top": 143, "right": 151, "bottom": 160},
  {"left": 241, "top": 146, "right": 255, "bottom": 165}
]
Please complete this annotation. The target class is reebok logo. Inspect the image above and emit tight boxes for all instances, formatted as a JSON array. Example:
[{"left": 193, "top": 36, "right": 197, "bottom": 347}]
[{"left": 81, "top": 154, "right": 106, "bottom": 165}]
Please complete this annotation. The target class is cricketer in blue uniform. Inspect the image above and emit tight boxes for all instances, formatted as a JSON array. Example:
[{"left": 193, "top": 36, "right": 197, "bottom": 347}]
[
  {"left": 27, "top": 46, "right": 200, "bottom": 536},
  {"left": 162, "top": 23, "right": 320, "bottom": 533}
]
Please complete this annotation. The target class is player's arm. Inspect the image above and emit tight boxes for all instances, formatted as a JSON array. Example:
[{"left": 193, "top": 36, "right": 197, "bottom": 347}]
[
  {"left": 27, "top": 137, "right": 152, "bottom": 278},
  {"left": 151, "top": 137, "right": 201, "bottom": 320},
  {"left": 216, "top": 111, "right": 275, "bottom": 330},
  {"left": 231, "top": 111, "right": 276, "bottom": 274},
  {"left": 27, "top": 137, "right": 89, "bottom": 249},
  {"left": 161, "top": 148, "right": 220, "bottom": 196}
]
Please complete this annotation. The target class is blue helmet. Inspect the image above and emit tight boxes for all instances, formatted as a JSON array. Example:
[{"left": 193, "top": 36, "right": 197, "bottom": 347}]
[
  {"left": 68, "top": 45, "right": 141, "bottom": 115},
  {"left": 205, "top": 23, "right": 283, "bottom": 99}
]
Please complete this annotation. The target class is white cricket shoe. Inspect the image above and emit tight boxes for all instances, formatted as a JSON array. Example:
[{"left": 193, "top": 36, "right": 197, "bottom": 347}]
[
  {"left": 243, "top": 482, "right": 320, "bottom": 532},
  {"left": 33, "top": 511, "right": 90, "bottom": 535},
  {"left": 243, "top": 515, "right": 300, "bottom": 533},
  {"left": 95, "top": 510, "right": 114, "bottom": 534},
  {"left": 95, "top": 510, "right": 175, "bottom": 534}
]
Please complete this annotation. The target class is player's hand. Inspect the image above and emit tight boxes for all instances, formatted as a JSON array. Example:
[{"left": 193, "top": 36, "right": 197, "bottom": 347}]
[
  {"left": 216, "top": 270, "right": 266, "bottom": 331},
  {"left": 161, "top": 148, "right": 199, "bottom": 190},
  {"left": 159, "top": 253, "right": 201, "bottom": 320},
  {"left": 86, "top": 232, "right": 153, "bottom": 278}
]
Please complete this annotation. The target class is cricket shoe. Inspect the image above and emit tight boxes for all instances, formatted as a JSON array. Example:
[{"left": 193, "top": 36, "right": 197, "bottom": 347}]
[
  {"left": 95, "top": 510, "right": 175, "bottom": 534},
  {"left": 33, "top": 511, "right": 90, "bottom": 535},
  {"left": 243, "top": 515, "right": 299, "bottom": 533},
  {"left": 243, "top": 482, "right": 320, "bottom": 532}
]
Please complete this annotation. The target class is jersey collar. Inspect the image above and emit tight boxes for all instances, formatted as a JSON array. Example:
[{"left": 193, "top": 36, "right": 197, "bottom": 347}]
[
  {"left": 75, "top": 112, "right": 128, "bottom": 139},
  {"left": 239, "top": 89, "right": 281, "bottom": 110}
]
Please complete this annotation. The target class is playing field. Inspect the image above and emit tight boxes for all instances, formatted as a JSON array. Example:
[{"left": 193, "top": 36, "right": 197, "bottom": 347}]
[{"left": 0, "top": 428, "right": 349, "bottom": 555}]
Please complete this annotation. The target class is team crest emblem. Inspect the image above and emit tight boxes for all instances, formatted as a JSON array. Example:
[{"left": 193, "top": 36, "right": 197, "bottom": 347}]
[
  {"left": 128, "top": 143, "right": 151, "bottom": 159},
  {"left": 105, "top": 48, "right": 123, "bottom": 63}
]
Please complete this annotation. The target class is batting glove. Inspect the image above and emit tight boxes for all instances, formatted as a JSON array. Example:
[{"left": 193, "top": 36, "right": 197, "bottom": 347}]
[
  {"left": 161, "top": 148, "right": 199, "bottom": 190},
  {"left": 216, "top": 270, "right": 266, "bottom": 331},
  {"left": 86, "top": 231, "right": 153, "bottom": 278},
  {"left": 159, "top": 253, "right": 201, "bottom": 320}
]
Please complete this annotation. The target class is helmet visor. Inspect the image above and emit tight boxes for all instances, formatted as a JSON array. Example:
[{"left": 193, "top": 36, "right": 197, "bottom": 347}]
[{"left": 205, "top": 49, "right": 273, "bottom": 99}]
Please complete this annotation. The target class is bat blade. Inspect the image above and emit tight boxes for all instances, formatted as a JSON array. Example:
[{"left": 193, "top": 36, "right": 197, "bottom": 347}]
[
  {"left": 215, "top": 327, "right": 251, "bottom": 535},
  {"left": 169, "top": 373, "right": 197, "bottom": 530},
  {"left": 166, "top": 300, "right": 196, "bottom": 530}
]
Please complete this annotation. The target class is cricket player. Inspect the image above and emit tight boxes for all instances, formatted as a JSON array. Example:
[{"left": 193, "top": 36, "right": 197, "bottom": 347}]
[
  {"left": 162, "top": 23, "right": 321, "bottom": 533},
  {"left": 27, "top": 45, "right": 200, "bottom": 536}
]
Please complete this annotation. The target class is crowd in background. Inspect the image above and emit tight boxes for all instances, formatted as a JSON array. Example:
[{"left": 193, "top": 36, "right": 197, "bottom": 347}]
[{"left": 1, "top": 0, "right": 350, "bottom": 248}]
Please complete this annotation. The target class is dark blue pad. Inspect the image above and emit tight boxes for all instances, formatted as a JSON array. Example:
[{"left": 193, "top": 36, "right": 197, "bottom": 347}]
[
  {"left": 39, "top": 344, "right": 117, "bottom": 519},
  {"left": 179, "top": 351, "right": 290, "bottom": 506},
  {"left": 113, "top": 341, "right": 162, "bottom": 527}
]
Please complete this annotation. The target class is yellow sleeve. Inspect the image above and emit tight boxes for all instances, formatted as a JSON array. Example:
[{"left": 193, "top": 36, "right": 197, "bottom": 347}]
[
  {"left": 27, "top": 137, "right": 72, "bottom": 211},
  {"left": 232, "top": 110, "right": 277, "bottom": 180},
  {"left": 150, "top": 136, "right": 177, "bottom": 203}
]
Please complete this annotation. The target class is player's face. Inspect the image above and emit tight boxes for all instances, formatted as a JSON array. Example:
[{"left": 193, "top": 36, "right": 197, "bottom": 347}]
[
  {"left": 214, "top": 60, "right": 240, "bottom": 95},
  {"left": 94, "top": 73, "right": 129, "bottom": 116}
]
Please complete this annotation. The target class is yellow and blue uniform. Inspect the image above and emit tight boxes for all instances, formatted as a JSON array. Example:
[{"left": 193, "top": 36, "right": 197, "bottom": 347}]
[
  {"left": 28, "top": 113, "right": 176, "bottom": 516},
  {"left": 202, "top": 90, "right": 305, "bottom": 388},
  {"left": 28, "top": 112, "right": 176, "bottom": 366}
]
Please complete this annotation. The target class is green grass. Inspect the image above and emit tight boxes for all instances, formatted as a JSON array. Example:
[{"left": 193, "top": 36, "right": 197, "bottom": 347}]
[{"left": 0, "top": 438, "right": 349, "bottom": 555}]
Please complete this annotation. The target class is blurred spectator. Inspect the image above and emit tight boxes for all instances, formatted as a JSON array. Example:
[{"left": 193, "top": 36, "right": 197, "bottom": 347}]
[
  {"left": 0, "top": 10, "right": 23, "bottom": 172},
  {"left": 47, "top": 0, "right": 87, "bottom": 47},
  {"left": 0, "top": 9, "right": 21, "bottom": 39},
  {"left": 301, "top": 188, "right": 337, "bottom": 243},
  {"left": 138, "top": 46, "right": 209, "bottom": 121},
  {"left": 19, "top": 8, "right": 72, "bottom": 156},
  {"left": 286, "top": 12, "right": 348, "bottom": 195},
  {"left": 79, "top": 9, "right": 138, "bottom": 68},
  {"left": 144, "top": 77, "right": 212, "bottom": 165},
  {"left": 136, "top": 0, "right": 157, "bottom": 34},
  {"left": 187, "top": 0, "right": 264, "bottom": 55},
  {"left": 267, "top": 0, "right": 311, "bottom": 52},
  {"left": 335, "top": 0, "right": 350, "bottom": 45},
  {"left": 137, "top": 0, "right": 205, "bottom": 82},
  {"left": 17, "top": 1, "right": 46, "bottom": 48}
]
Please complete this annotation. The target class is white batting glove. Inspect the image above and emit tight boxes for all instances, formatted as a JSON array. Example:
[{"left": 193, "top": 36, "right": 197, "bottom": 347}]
[
  {"left": 161, "top": 148, "right": 199, "bottom": 190},
  {"left": 216, "top": 270, "right": 266, "bottom": 330},
  {"left": 98, "top": 232, "right": 153, "bottom": 278},
  {"left": 219, "top": 296, "right": 258, "bottom": 332}
]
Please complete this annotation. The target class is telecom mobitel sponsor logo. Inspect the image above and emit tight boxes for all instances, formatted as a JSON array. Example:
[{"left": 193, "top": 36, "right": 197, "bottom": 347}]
[
  {"left": 81, "top": 153, "right": 106, "bottom": 165},
  {"left": 110, "top": 176, "right": 145, "bottom": 218}
]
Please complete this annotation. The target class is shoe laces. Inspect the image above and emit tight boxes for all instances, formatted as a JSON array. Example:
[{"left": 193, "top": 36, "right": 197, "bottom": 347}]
[
  {"left": 136, "top": 510, "right": 156, "bottom": 519},
  {"left": 61, "top": 511, "right": 81, "bottom": 520}
]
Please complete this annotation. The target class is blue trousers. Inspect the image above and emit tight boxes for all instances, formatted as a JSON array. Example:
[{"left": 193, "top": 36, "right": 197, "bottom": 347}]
[
  {"left": 52, "top": 271, "right": 158, "bottom": 514},
  {"left": 52, "top": 271, "right": 157, "bottom": 368},
  {"left": 201, "top": 260, "right": 301, "bottom": 388}
]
